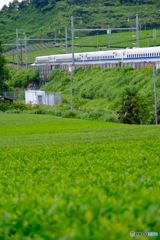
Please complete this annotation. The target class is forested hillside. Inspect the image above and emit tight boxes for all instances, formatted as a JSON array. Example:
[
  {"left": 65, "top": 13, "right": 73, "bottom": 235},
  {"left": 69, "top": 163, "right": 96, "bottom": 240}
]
[{"left": 0, "top": 0, "right": 159, "bottom": 44}]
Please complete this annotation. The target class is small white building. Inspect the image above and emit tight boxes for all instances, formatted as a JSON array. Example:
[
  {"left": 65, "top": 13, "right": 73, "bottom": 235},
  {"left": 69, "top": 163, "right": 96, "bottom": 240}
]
[{"left": 25, "top": 90, "right": 62, "bottom": 106}]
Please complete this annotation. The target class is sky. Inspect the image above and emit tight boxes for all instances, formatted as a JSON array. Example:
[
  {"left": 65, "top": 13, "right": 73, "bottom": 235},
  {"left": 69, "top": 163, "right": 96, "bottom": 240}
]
[{"left": 0, "top": 0, "right": 22, "bottom": 10}]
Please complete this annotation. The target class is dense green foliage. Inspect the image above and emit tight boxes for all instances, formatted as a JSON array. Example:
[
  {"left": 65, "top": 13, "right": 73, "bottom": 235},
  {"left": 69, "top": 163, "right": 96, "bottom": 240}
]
[
  {"left": 6, "top": 68, "right": 39, "bottom": 89},
  {"left": 0, "top": 41, "right": 10, "bottom": 94},
  {"left": 118, "top": 87, "right": 154, "bottom": 124},
  {"left": 0, "top": 0, "right": 159, "bottom": 45},
  {"left": 41, "top": 66, "right": 158, "bottom": 112},
  {"left": 0, "top": 114, "right": 160, "bottom": 239}
]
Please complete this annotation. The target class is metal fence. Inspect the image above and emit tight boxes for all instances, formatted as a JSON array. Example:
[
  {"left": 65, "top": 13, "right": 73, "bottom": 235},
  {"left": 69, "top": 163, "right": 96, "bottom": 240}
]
[
  {"left": 3, "top": 91, "right": 62, "bottom": 106},
  {"left": 3, "top": 91, "right": 25, "bottom": 102}
]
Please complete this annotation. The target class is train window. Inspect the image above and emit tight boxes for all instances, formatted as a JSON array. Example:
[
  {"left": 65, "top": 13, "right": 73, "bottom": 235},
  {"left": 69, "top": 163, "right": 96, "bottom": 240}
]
[
  {"left": 113, "top": 56, "right": 114, "bottom": 59},
  {"left": 133, "top": 54, "right": 134, "bottom": 57},
  {"left": 131, "top": 54, "right": 132, "bottom": 57}
]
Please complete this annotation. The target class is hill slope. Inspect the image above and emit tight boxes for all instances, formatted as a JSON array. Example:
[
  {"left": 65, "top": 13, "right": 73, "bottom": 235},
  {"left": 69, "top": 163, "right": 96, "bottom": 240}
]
[
  {"left": 40, "top": 66, "right": 160, "bottom": 112},
  {"left": 0, "top": 0, "right": 159, "bottom": 45}
]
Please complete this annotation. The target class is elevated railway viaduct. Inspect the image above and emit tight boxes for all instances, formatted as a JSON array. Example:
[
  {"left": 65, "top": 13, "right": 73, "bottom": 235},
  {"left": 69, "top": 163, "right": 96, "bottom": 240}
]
[{"left": 28, "top": 61, "right": 160, "bottom": 80}]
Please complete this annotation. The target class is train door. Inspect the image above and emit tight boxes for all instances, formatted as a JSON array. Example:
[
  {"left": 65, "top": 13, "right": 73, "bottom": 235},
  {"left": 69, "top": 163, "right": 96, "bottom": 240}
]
[
  {"left": 114, "top": 52, "right": 117, "bottom": 59},
  {"left": 122, "top": 51, "right": 125, "bottom": 62}
]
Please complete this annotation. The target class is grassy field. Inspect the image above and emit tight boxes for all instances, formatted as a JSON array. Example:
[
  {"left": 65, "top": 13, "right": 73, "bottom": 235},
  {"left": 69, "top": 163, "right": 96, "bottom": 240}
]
[
  {"left": 5, "top": 29, "right": 160, "bottom": 64},
  {"left": 0, "top": 113, "right": 160, "bottom": 239}
]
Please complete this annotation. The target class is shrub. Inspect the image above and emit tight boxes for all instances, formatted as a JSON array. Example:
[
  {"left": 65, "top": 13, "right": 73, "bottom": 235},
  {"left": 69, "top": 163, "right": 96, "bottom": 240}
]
[
  {"left": 86, "top": 110, "right": 105, "bottom": 119},
  {"left": 61, "top": 110, "right": 75, "bottom": 118},
  {"left": 9, "top": 101, "right": 32, "bottom": 111},
  {"left": 30, "top": 108, "right": 48, "bottom": 114},
  {"left": 10, "top": 68, "right": 39, "bottom": 88},
  {"left": 118, "top": 87, "right": 153, "bottom": 124},
  {"left": 0, "top": 102, "right": 10, "bottom": 112},
  {"left": 103, "top": 113, "right": 119, "bottom": 123},
  {"left": 5, "top": 109, "right": 21, "bottom": 114}
]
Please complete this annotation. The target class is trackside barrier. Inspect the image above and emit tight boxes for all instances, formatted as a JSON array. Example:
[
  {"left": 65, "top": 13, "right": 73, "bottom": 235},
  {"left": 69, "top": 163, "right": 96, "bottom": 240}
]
[{"left": 17, "top": 61, "right": 160, "bottom": 80}]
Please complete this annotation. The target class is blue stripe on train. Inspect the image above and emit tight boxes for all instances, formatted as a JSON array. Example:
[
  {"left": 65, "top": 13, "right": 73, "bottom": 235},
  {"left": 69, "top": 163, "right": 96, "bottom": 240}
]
[{"left": 35, "top": 56, "right": 160, "bottom": 65}]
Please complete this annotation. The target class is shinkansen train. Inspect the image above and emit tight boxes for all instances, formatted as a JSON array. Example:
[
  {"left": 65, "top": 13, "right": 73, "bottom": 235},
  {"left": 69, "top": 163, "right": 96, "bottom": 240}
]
[{"left": 31, "top": 46, "right": 160, "bottom": 66}]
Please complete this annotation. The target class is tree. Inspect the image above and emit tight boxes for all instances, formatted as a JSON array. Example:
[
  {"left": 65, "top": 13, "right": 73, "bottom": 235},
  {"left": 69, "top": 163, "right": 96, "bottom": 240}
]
[
  {"left": 0, "top": 41, "right": 10, "bottom": 94},
  {"left": 118, "top": 87, "right": 153, "bottom": 124}
]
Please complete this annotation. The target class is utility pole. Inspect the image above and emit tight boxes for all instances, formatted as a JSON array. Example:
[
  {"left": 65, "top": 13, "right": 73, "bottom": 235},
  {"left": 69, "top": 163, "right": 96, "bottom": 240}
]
[
  {"left": 12, "top": 44, "right": 14, "bottom": 68},
  {"left": 152, "top": 63, "right": 158, "bottom": 124},
  {"left": 24, "top": 35, "right": 27, "bottom": 67},
  {"left": 136, "top": 14, "right": 139, "bottom": 48},
  {"left": 71, "top": 16, "right": 75, "bottom": 66},
  {"left": 71, "top": 16, "right": 74, "bottom": 113},
  {"left": 21, "top": 41, "right": 22, "bottom": 67},
  {"left": 145, "top": 62, "right": 158, "bottom": 124},
  {"left": 65, "top": 27, "right": 68, "bottom": 54},
  {"left": 16, "top": 29, "right": 19, "bottom": 71},
  {"left": 70, "top": 16, "right": 82, "bottom": 113},
  {"left": 128, "top": 14, "right": 139, "bottom": 48},
  {"left": 153, "top": 29, "right": 156, "bottom": 47},
  {"left": 70, "top": 71, "right": 73, "bottom": 113}
]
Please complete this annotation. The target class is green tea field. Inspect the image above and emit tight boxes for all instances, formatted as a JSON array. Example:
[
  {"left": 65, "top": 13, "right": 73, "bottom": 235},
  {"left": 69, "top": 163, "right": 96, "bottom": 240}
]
[{"left": 0, "top": 113, "right": 160, "bottom": 239}]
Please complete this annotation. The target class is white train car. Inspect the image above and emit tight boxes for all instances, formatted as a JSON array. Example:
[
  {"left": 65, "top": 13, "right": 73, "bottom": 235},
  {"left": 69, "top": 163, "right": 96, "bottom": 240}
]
[{"left": 31, "top": 46, "right": 160, "bottom": 66}]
